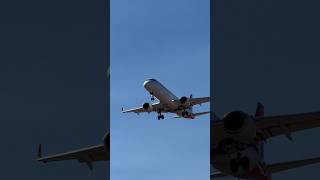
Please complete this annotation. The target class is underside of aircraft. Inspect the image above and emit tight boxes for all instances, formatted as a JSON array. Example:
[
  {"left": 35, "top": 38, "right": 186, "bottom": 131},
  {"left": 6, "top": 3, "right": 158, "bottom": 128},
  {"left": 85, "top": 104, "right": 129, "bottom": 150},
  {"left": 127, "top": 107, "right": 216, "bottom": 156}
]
[{"left": 122, "top": 78, "right": 210, "bottom": 120}]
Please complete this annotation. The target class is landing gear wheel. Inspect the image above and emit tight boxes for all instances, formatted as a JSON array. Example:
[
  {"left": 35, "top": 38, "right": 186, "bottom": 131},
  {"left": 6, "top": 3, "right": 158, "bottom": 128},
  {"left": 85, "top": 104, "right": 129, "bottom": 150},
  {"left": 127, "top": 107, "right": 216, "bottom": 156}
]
[
  {"left": 182, "top": 110, "right": 188, "bottom": 117},
  {"left": 184, "top": 111, "right": 188, "bottom": 116},
  {"left": 157, "top": 110, "right": 164, "bottom": 120},
  {"left": 157, "top": 115, "right": 164, "bottom": 120},
  {"left": 240, "top": 157, "right": 250, "bottom": 170},
  {"left": 230, "top": 159, "right": 239, "bottom": 172}
]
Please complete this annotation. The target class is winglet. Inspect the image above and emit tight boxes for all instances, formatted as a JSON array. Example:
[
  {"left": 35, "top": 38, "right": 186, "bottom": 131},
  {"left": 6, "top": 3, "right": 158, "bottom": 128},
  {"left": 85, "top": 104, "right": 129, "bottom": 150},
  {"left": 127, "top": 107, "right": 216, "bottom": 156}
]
[{"left": 37, "top": 144, "right": 42, "bottom": 158}]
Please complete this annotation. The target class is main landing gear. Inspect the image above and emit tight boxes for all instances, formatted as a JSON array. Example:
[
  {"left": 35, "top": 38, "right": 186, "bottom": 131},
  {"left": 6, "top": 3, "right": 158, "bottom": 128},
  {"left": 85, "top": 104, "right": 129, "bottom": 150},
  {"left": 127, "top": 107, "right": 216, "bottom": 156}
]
[
  {"left": 157, "top": 111, "right": 164, "bottom": 120},
  {"left": 230, "top": 155, "right": 250, "bottom": 173},
  {"left": 181, "top": 110, "right": 189, "bottom": 117}
]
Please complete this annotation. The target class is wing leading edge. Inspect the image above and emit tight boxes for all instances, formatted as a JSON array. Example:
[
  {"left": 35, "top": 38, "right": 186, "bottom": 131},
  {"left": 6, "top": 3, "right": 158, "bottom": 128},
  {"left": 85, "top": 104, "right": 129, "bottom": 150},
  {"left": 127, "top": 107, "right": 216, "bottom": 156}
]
[{"left": 122, "top": 102, "right": 163, "bottom": 114}]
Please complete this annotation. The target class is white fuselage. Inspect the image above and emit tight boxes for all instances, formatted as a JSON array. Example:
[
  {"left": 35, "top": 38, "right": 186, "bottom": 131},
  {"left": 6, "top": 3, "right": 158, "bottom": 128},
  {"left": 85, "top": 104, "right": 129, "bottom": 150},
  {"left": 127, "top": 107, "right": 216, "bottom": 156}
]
[{"left": 143, "top": 79, "right": 179, "bottom": 110}]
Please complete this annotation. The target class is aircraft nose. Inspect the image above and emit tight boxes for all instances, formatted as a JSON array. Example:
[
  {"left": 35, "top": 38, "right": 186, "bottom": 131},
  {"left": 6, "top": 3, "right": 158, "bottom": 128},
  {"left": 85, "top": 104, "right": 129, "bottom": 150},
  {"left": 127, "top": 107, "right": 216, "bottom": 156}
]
[{"left": 143, "top": 78, "right": 156, "bottom": 87}]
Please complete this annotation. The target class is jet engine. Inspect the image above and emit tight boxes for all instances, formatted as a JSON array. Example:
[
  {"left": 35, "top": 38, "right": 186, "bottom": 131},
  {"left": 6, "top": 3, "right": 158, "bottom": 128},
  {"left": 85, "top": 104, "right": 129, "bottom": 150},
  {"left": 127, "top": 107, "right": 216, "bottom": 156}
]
[
  {"left": 179, "top": 96, "right": 190, "bottom": 106},
  {"left": 142, "top": 102, "right": 153, "bottom": 112},
  {"left": 223, "top": 111, "right": 256, "bottom": 143}
]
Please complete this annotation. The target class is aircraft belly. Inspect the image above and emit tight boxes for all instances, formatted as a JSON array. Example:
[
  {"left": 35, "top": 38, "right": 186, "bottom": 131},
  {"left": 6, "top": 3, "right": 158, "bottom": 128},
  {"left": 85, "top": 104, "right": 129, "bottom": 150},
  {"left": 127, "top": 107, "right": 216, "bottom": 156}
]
[{"left": 144, "top": 80, "right": 178, "bottom": 109}]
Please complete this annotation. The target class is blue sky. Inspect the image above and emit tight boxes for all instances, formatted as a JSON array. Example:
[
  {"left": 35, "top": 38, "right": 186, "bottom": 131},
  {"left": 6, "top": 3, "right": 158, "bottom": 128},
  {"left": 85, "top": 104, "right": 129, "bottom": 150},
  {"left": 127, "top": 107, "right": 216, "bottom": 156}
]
[{"left": 110, "top": 0, "right": 210, "bottom": 179}]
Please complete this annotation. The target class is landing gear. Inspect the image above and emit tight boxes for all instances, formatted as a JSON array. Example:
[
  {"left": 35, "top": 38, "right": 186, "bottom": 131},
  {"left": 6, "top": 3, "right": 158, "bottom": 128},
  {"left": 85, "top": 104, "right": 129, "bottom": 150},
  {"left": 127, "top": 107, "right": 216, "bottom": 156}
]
[
  {"left": 150, "top": 92, "right": 155, "bottom": 101},
  {"left": 182, "top": 110, "right": 189, "bottom": 117},
  {"left": 157, "top": 111, "right": 164, "bottom": 120},
  {"left": 240, "top": 157, "right": 250, "bottom": 170},
  {"left": 229, "top": 156, "right": 250, "bottom": 172},
  {"left": 230, "top": 159, "right": 239, "bottom": 172},
  {"left": 157, "top": 115, "right": 164, "bottom": 120},
  {"left": 181, "top": 108, "right": 190, "bottom": 117}
]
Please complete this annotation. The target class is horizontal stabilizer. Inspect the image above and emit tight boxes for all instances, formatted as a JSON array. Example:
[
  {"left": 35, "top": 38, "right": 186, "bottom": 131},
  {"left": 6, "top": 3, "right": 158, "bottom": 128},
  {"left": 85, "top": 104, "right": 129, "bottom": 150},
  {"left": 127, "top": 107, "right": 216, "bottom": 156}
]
[
  {"left": 173, "top": 111, "right": 210, "bottom": 118},
  {"left": 267, "top": 156, "right": 320, "bottom": 173},
  {"left": 193, "top": 111, "right": 211, "bottom": 117}
]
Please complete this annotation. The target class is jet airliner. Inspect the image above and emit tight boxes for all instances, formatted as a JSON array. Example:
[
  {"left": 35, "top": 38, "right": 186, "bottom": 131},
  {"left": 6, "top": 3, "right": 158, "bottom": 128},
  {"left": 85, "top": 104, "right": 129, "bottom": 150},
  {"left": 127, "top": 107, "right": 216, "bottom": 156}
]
[
  {"left": 122, "top": 78, "right": 210, "bottom": 120},
  {"left": 211, "top": 103, "right": 320, "bottom": 179}
]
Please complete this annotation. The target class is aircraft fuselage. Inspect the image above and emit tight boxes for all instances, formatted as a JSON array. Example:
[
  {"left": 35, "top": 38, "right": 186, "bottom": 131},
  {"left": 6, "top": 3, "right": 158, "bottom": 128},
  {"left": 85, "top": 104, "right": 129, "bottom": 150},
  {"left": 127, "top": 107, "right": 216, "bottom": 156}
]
[{"left": 143, "top": 79, "right": 194, "bottom": 118}]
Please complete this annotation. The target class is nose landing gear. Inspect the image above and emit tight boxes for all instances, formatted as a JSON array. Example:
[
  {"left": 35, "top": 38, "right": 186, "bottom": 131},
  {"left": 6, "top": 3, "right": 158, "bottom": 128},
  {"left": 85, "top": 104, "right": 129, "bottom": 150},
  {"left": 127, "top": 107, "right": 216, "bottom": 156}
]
[{"left": 150, "top": 92, "right": 155, "bottom": 101}]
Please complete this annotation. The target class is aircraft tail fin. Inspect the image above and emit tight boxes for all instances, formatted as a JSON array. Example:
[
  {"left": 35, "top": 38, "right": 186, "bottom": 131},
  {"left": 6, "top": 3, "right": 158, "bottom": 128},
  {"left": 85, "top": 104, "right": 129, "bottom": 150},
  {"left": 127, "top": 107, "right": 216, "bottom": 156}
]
[
  {"left": 267, "top": 156, "right": 320, "bottom": 174},
  {"left": 255, "top": 102, "right": 264, "bottom": 117}
]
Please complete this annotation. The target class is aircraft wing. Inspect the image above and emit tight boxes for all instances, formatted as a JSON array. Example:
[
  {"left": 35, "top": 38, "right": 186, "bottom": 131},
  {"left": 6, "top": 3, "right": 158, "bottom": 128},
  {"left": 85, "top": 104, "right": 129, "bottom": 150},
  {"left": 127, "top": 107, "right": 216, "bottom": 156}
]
[
  {"left": 267, "top": 156, "right": 320, "bottom": 173},
  {"left": 122, "top": 102, "right": 166, "bottom": 114},
  {"left": 189, "top": 97, "right": 210, "bottom": 105},
  {"left": 210, "top": 171, "right": 228, "bottom": 178},
  {"left": 36, "top": 144, "right": 109, "bottom": 170},
  {"left": 254, "top": 112, "right": 320, "bottom": 140}
]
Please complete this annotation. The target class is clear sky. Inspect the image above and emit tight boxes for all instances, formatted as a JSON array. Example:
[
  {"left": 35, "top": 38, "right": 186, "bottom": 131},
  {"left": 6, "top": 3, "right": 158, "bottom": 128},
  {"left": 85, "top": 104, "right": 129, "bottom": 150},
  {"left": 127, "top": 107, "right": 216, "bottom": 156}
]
[{"left": 110, "top": 0, "right": 210, "bottom": 179}]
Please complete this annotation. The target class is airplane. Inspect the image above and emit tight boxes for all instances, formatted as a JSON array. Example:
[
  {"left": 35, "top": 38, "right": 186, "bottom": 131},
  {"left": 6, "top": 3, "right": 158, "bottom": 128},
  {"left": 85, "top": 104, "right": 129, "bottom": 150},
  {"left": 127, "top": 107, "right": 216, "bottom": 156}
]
[
  {"left": 211, "top": 103, "right": 320, "bottom": 179},
  {"left": 122, "top": 78, "right": 210, "bottom": 120},
  {"left": 36, "top": 132, "right": 109, "bottom": 170}
]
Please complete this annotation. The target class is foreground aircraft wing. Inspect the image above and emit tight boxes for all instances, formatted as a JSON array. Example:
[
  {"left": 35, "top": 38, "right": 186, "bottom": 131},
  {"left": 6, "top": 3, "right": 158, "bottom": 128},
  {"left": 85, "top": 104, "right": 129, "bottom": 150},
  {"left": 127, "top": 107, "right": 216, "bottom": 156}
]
[
  {"left": 210, "top": 171, "right": 228, "bottom": 178},
  {"left": 267, "top": 156, "right": 320, "bottom": 173},
  {"left": 189, "top": 97, "right": 210, "bottom": 105},
  {"left": 37, "top": 144, "right": 108, "bottom": 170},
  {"left": 255, "top": 112, "right": 320, "bottom": 140},
  {"left": 122, "top": 102, "right": 164, "bottom": 114}
]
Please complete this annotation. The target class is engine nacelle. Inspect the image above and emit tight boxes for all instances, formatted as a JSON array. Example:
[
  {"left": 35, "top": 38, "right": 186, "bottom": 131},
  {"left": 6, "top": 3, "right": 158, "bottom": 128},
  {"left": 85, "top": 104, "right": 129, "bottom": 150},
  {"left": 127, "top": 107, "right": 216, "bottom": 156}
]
[
  {"left": 223, "top": 111, "right": 256, "bottom": 143},
  {"left": 179, "top": 96, "right": 190, "bottom": 106},
  {"left": 143, "top": 102, "right": 153, "bottom": 112}
]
